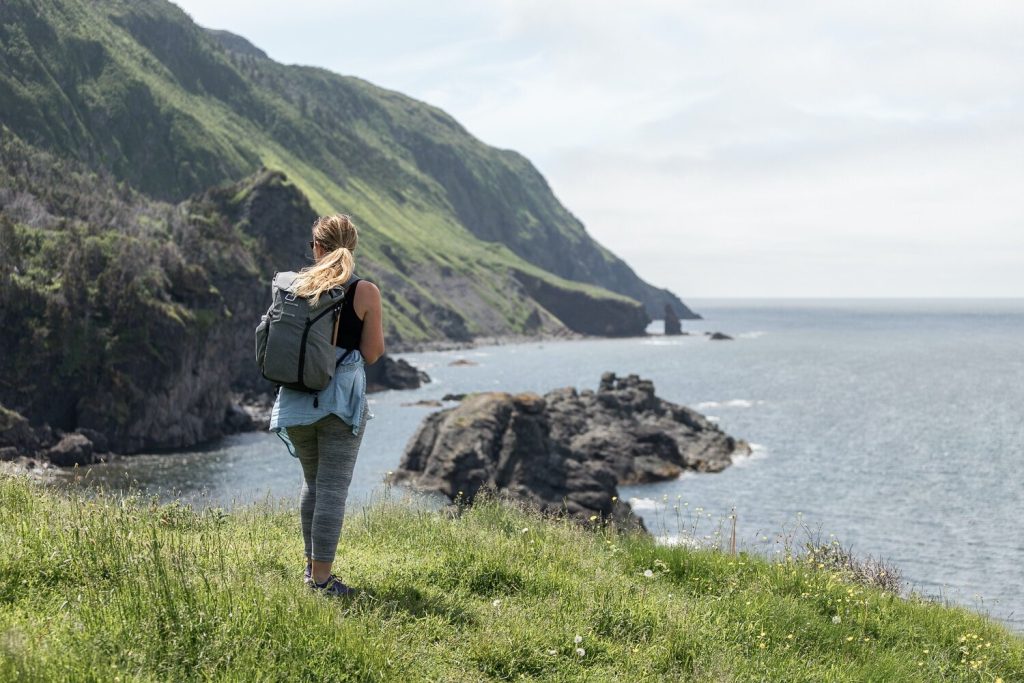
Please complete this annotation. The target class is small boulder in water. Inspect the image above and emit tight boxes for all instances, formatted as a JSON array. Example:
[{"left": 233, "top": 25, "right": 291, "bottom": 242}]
[
  {"left": 47, "top": 433, "right": 96, "bottom": 467},
  {"left": 365, "top": 355, "right": 431, "bottom": 392}
]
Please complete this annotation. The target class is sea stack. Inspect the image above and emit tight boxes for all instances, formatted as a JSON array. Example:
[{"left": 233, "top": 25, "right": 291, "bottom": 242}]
[{"left": 664, "top": 304, "right": 683, "bottom": 335}]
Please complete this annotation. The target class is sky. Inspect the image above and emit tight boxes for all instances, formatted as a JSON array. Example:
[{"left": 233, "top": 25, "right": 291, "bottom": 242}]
[{"left": 174, "top": 0, "right": 1024, "bottom": 298}]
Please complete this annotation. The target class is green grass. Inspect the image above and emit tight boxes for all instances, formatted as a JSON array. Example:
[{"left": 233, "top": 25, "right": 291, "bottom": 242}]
[{"left": 1, "top": 475, "right": 1020, "bottom": 682}]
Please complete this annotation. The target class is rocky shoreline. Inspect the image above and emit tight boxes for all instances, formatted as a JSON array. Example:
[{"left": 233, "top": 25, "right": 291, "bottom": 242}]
[
  {"left": 1, "top": 327, "right": 739, "bottom": 470},
  {"left": 391, "top": 372, "right": 750, "bottom": 532},
  {"left": 0, "top": 353, "right": 432, "bottom": 469}
]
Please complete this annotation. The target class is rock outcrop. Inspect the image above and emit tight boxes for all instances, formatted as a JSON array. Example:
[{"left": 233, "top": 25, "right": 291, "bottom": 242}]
[
  {"left": 365, "top": 355, "right": 431, "bottom": 393},
  {"left": 514, "top": 272, "right": 650, "bottom": 337},
  {"left": 664, "top": 304, "right": 682, "bottom": 335},
  {"left": 393, "top": 373, "right": 750, "bottom": 530}
]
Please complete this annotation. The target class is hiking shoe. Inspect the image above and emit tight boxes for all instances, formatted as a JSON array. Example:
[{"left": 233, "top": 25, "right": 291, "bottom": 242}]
[
  {"left": 310, "top": 574, "right": 355, "bottom": 597},
  {"left": 303, "top": 562, "right": 312, "bottom": 585}
]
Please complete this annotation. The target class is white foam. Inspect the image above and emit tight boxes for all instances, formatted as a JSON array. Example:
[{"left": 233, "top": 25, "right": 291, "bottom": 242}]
[
  {"left": 731, "top": 443, "right": 769, "bottom": 468},
  {"left": 694, "top": 399, "right": 759, "bottom": 410},
  {"left": 737, "top": 331, "right": 767, "bottom": 339},
  {"left": 628, "top": 496, "right": 659, "bottom": 511},
  {"left": 705, "top": 415, "right": 720, "bottom": 423},
  {"left": 724, "top": 399, "right": 754, "bottom": 408}
]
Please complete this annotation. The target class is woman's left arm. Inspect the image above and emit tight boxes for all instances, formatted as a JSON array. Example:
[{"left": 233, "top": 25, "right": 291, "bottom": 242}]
[{"left": 355, "top": 281, "right": 385, "bottom": 364}]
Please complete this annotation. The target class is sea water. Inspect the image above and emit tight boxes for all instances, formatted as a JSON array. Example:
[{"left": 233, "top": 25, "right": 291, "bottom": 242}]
[{"left": 50, "top": 299, "right": 1024, "bottom": 630}]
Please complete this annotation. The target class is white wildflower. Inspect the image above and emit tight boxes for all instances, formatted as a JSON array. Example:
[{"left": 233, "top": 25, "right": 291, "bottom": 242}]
[
  {"left": 547, "top": 649, "right": 557, "bottom": 656},
  {"left": 643, "top": 569, "right": 654, "bottom": 578},
  {"left": 574, "top": 634, "right": 583, "bottom": 644},
  {"left": 576, "top": 647, "right": 586, "bottom": 657},
  {"left": 492, "top": 599, "right": 501, "bottom": 607},
  {"left": 832, "top": 615, "right": 841, "bottom": 624}
]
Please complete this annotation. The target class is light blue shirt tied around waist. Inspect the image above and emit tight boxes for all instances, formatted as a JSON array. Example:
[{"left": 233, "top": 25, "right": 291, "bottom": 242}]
[{"left": 269, "top": 347, "right": 373, "bottom": 457}]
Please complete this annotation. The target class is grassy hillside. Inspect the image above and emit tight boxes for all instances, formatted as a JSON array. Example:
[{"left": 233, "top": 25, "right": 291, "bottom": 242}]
[
  {"left": 1, "top": 475, "right": 1020, "bottom": 681},
  {"left": 0, "top": 0, "right": 698, "bottom": 455},
  {"left": 0, "top": 0, "right": 695, "bottom": 331}
]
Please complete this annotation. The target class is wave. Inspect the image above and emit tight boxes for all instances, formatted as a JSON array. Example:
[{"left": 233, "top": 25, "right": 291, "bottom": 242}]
[
  {"left": 694, "top": 399, "right": 760, "bottom": 410},
  {"left": 628, "top": 497, "right": 659, "bottom": 511},
  {"left": 737, "top": 331, "right": 767, "bottom": 339}
]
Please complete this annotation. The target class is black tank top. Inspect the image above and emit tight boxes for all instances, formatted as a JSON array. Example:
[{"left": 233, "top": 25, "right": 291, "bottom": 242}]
[{"left": 335, "top": 278, "right": 364, "bottom": 350}]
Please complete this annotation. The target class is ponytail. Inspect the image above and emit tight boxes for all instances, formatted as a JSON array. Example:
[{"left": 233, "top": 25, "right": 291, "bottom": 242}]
[{"left": 291, "top": 214, "right": 358, "bottom": 305}]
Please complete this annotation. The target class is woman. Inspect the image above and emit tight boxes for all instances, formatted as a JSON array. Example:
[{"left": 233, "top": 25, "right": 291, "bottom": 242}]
[{"left": 268, "top": 214, "right": 385, "bottom": 597}]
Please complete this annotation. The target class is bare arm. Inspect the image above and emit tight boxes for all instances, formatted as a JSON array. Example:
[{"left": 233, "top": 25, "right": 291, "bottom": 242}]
[{"left": 354, "top": 281, "right": 385, "bottom": 364}]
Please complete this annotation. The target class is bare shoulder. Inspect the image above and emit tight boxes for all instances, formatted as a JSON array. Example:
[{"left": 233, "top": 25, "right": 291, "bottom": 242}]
[
  {"left": 354, "top": 279, "right": 381, "bottom": 301},
  {"left": 353, "top": 279, "right": 381, "bottom": 314}
]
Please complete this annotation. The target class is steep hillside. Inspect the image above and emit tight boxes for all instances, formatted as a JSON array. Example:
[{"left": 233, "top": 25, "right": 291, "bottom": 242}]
[
  {"left": 0, "top": 0, "right": 697, "bottom": 330},
  {"left": 0, "top": 0, "right": 700, "bottom": 453}
]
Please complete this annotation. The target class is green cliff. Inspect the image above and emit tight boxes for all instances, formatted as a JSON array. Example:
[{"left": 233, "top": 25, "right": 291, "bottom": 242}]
[{"left": 0, "top": 0, "right": 697, "bottom": 453}]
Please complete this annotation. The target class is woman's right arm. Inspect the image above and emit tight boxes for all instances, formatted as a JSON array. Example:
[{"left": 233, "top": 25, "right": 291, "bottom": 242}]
[{"left": 355, "top": 281, "right": 385, "bottom": 364}]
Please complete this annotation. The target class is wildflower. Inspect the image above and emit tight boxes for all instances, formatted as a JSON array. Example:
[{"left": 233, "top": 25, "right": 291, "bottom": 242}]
[
  {"left": 832, "top": 615, "right": 841, "bottom": 624},
  {"left": 576, "top": 647, "right": 586, "bottom": 657},
  {"left": 574, "top": 634, "right": 583, "bottom": 644},
  {"left": 521, "top": 527, "right": 529, "bottom": 534},
  {"left": 492, "top": 599, "right": 501, "bottom": 607},
  {"left": 547, "top": 649, "right": 556, "bottom": 656},
  {"left": 643, "top": 569, "right": 654, "bottom": 578},
  {"left": 611, "top": 496, "right": 617, "bottom": 502},
  {"left": 846, "top": 637, "right": 854, "bottom": 642},
  {"left": 589, "top": 515, "right": 598, "bottom": 522}
]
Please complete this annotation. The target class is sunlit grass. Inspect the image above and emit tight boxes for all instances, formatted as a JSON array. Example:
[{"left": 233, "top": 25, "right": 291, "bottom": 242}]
[{"left": 1, "top": 475, "right": 1020, "bottom": 681}]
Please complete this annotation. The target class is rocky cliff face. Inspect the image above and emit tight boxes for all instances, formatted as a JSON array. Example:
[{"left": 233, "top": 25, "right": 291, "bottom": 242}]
[
  {"left": 515, "top": 272, "right": 650, "bottom": 337},
  {"left": 393, "top": 373, "right": 750, "bottom": 529},
  {"left": 0, "top": 141, "right": 308, "bottom": 454}
]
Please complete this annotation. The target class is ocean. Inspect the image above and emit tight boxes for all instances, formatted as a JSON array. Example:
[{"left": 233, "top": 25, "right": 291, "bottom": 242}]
[{"left": 49, "top": 299, "right": 1024, "bottom": 630}]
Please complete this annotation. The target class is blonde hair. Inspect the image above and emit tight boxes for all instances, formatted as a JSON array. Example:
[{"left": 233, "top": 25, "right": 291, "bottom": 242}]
[{"left": 291, "top": 214, "right": 358, "bottom": 305}]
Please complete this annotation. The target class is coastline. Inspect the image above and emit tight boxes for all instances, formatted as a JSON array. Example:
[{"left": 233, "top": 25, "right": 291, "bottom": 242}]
[{"left": 2, "top": 324, "right": 736, "bottom": 471}]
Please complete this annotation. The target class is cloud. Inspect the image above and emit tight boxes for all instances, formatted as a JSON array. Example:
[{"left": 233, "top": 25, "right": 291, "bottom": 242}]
[{"left": 173, "top": 0, "right": 1024, "bottom": 296}]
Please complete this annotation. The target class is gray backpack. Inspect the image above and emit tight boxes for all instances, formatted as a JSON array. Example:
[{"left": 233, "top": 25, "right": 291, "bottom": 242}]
[{"left": 255, "top": 271, "right": 350, "bottom": 395}]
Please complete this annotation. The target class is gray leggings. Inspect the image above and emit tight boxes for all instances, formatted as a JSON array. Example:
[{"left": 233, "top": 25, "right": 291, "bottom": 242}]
[{"left": 287, "top": 412, "right": 367, "bottom": 563}]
